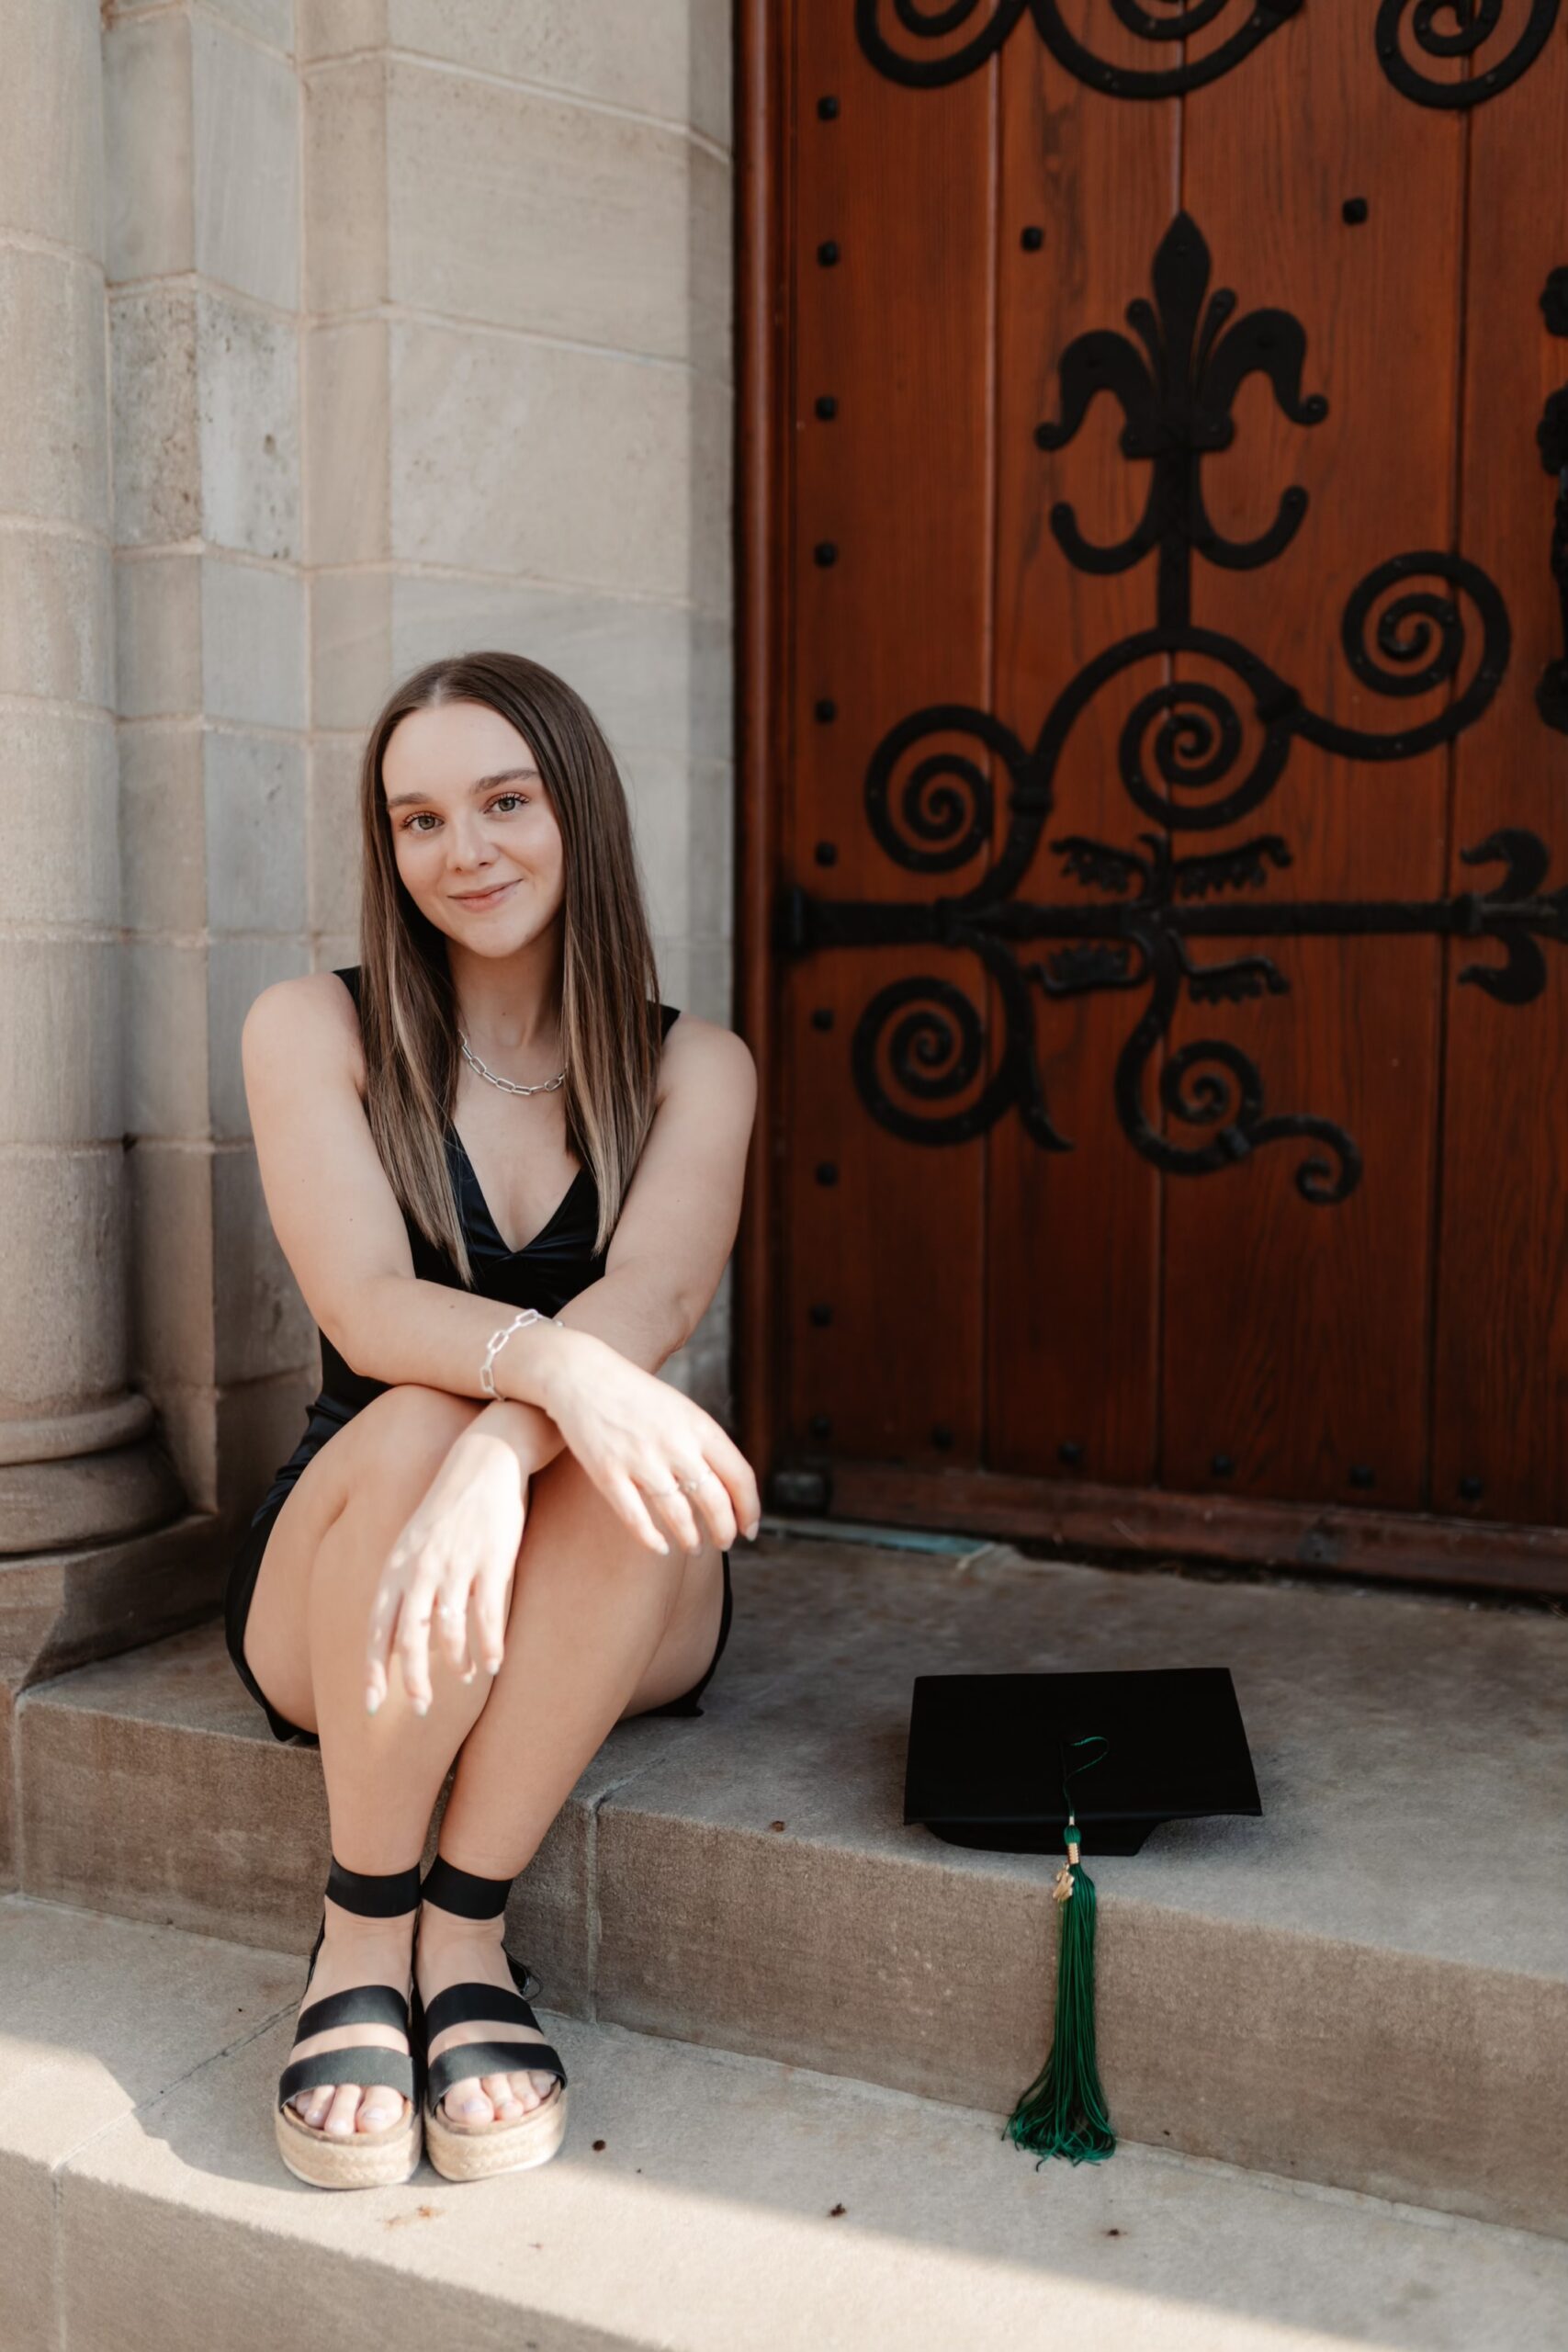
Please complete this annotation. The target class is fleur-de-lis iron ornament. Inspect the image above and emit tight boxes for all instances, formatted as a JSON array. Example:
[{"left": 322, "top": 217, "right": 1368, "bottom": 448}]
[
  {"left": 854, "top": 0, "right": 1562, "bottom": 107},
  {"left": 783, "top": 215, "right": 1558, "bottom": 1203}
]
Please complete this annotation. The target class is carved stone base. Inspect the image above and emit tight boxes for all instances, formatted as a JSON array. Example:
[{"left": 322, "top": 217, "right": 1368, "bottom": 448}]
[
  {"left": 0, "top": 1439, "right": 185, "bottom": 1556},
  {"left": 0, "top": 1510, "right": 241, "bottom": 1885}
]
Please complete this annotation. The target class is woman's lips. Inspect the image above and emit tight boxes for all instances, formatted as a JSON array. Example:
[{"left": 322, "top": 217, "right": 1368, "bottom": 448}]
[{"left": 450, "top": 878, "right": 518, "bottom": 910}]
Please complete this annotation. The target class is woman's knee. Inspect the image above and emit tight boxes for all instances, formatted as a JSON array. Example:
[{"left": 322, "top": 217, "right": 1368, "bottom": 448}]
[
  {"left": 329, "top": 1384, "right": 485, "bottom": 1518},
  {"left": 516, "top": 1449, "right": 693, "bottom": 1598}
]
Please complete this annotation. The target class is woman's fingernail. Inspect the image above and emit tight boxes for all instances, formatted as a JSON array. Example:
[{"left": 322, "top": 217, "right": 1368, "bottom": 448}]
[
  {"left": 486, "top": 1657, "right": 502, "bottom": 1675},
  {"left": 412, "top": 1696, "right": 430, "bottom": 1717},
  {"left": 365, "top": 1687, "right": 381, "bottom": 1714},
  {"left": 745, "top": 1521, "right": 760, "bottom": 1542}
]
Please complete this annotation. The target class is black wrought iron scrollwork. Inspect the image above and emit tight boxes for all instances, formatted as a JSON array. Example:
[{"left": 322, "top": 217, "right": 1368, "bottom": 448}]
[
  {"left": 863, "top": 707, "right": 1026, "bottom": 871},
  {"left": 789, "top": 826, "right": 1568, "bottom": 1190},
  {"left": 1374, "top": 0, "right": 1561, "bottom": 110},
  {"left": 1036, "top": 212, "right": 1325, "bottom": 628},
  {"left": 1538, "top": 383, "right": 1568, "bottom": 736},
  {"left": 853, "top": 0, "right": 1300, "bottom": 96},
  {"left": 787, "top": 214, "right": 1543, "bottom": 1198},
  {"left": 854, "top": 0, "right": 1026, "bottom": 88},
  {"left": 854, "top": 0, "right": 1558, "bottom": 106},
  {"left": 851, "top": 965, "right": 1071, "bottom": 1148}
]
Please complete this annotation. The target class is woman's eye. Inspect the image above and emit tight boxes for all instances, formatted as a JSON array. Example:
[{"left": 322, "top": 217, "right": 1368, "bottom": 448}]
[{"left": 403, "top": 793, "right": 525, "bottom": 832}]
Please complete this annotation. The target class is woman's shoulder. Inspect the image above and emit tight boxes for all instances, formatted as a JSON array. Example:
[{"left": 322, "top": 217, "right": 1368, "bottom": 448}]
[
  {"left": 242, "top": 967, "right": 366, "bottom": 1093},
  {"left": 654, "top": 1005, "right": 756, "bottom": 1097}
]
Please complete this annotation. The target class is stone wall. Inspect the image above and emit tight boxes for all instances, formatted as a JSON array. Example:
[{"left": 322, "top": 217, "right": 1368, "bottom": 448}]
[
  {"left": 297, "top": 1, "right": 737, "bottom": 1417},
  {"left": 0, "top": 0, "right": 735, "bottom": 1863}
]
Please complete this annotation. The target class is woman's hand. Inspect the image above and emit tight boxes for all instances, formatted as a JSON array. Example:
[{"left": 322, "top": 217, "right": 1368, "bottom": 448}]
[
  {"left": 539, "top": 1328, "right": 761, "bottom": 1558},
  {"left": 364, "top": 1425, "right": 530, "bottom": 1715}
]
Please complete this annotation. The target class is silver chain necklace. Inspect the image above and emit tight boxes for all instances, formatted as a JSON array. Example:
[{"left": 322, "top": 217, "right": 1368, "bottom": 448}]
[{"left": 458, "top": 1031, "right": 566, "bottom": 1097}]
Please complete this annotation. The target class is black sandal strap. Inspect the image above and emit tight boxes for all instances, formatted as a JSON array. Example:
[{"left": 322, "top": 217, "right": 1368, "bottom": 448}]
[
  {"left": 280, "top": 2047, "right": 415, "bottom": 2109},
  {"left": 296, "top": 1983, "right": 411, "bottom": 2042},
  {"left": 327, "top": 1856, "right": 422, "bottom": 1917},
  {"left": 503, "top": 1951, "right": 540, "bottom": 2002},
  {"left": 427, "top": 2040, "right": 566, "bottom": 2108},
  {"left": 423, "top": 1981, "right": 538, "bottom": 2041},
  {"left": 421, "top": 1854, "right": 513, "bottom": 1918}
]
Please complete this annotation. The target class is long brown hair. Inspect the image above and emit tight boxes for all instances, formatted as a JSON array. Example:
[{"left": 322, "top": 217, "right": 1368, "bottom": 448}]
[{"left": 353, "top": 650, "right": 661, "bottom": 1282}]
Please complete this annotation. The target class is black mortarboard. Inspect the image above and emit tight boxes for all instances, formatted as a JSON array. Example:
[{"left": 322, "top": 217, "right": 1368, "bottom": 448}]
[
  {"left": 903, "top": 1665, "right": 1262, "bottom": 1856},
  {"left": 902, "top": 1667, "right": 1263, "bottom": 2165}
]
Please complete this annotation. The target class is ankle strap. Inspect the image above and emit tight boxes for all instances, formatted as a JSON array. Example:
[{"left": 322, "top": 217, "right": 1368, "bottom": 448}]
[
  {"left": 421, "top": 1853, "right": 513, "bottom": 1919},
  {"left": 325, "top": 1856, "right": 423, "bottom": 1917}
]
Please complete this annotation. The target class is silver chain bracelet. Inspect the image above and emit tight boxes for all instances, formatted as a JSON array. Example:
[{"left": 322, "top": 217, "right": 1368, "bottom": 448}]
[{"left": 479, "top": 1306, "right": 562, "bottom": 1399}]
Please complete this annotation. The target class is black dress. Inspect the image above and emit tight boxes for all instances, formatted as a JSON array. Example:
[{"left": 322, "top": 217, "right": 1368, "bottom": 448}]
[{"left": 222, "top": 965, "right": 733, "bottom": 1745}]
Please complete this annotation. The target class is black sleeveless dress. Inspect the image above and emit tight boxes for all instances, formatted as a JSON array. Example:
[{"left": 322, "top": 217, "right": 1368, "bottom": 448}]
[{"left": 222, "top": 964, "right": 733, "bottom": 1746}]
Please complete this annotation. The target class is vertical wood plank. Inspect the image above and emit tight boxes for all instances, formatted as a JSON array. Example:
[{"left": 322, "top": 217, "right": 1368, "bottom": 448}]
[
  {"left": 783, "top": 12, "right": 995, "bottom": 1466},
  {"left": 1433, "top": 24, "right": 1568, "bottom": 1524},
  {"left": 985, "top": 4, "right": 1175, "bottom": 1487},
  {"left": 1167, "top": 15, "right": 1465, "bottom": 1507},
  {"left": 736, "top": 0, "right": 792, "bottom": 1480}
]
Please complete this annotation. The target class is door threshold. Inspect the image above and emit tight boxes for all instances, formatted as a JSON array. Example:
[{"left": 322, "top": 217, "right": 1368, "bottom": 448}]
[{"left": 757, "top": 1511, "right": 996, "bottom": 1559}]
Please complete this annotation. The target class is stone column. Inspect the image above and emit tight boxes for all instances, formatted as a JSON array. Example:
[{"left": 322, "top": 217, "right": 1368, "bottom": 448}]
[
  {"left": 106, "top": 0, "right": 318, "bottom": 1523},
  {"left": 0, "top": 0, "right": 179, "bottom": 1551},
  {"left": 0, "top": 0, "right": 185, "bottom": 1879}
]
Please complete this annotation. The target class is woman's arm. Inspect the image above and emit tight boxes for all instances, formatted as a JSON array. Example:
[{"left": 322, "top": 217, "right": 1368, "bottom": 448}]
[
  {"left": 420, "top": 1254, "right": 713, "bottom": 1498},
  {"left": 435, "top": 1012, "right": 757, "bottom": 1488},
  {"left": 243, "top": 978, "right": 757, "bottom": 1535}
]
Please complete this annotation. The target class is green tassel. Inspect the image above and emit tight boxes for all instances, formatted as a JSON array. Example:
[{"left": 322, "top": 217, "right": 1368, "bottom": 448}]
[{"left": 1006, "top": 1811, "right": 1116, "bottom": 2166}]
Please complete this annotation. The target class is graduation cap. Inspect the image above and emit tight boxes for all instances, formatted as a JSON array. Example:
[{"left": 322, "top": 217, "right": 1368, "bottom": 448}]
[{"left": 903, "top": 1667, "right": 1263, "bottom": 2166}]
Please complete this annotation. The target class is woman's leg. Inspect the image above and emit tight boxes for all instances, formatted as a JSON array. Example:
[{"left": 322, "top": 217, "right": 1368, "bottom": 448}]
[
  {"left": 414, "top": 1444, "right": 727, "bottom": 2127},
  {"left": 243, "top": 1383, "right": 497, "bottom": 2138}
]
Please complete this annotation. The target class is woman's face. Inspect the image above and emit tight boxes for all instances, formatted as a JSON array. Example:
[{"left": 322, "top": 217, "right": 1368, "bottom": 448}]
[{"left": 381, "top": 698, "right": 565, "bottom": 953}]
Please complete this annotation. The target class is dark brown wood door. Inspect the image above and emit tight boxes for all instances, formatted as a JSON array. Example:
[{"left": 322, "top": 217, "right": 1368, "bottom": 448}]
[{"left": 739, "top": 3, "right": 1568, "bottom": 1584}]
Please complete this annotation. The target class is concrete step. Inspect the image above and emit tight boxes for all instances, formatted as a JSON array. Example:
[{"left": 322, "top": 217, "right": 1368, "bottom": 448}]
[
  {"left": 11, "top": 1531, "right": 1568, "bottom": 2239},
  {"left": 3, "top": 1893, "right": 1565, "bottom": 2352}
]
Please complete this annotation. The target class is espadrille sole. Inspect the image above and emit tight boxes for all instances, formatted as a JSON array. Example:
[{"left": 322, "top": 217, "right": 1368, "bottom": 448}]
[
  {"left": 424, "top": 2083, "right": 569, "bottom": 2182},
  {"left": 275, "top": 2101, "right": 423, "bottom": 2189}
]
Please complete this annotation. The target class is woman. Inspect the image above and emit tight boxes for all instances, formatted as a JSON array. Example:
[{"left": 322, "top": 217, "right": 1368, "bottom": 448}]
[{"left": 223, "top": 650, "right": 760, "bottom": 2190}]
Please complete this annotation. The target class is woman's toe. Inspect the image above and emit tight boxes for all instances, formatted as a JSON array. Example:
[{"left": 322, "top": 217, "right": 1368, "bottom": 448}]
[
  {"left": 482, "top": 2072, "right": 524, "bottom": 2118},
  {"left": 358, "top": 2093, "right": 402, "bottom": 2134},
  {"left": 446, "top": 2076, "right": 491, "bottom": 2124},
  {"left": 322, "top": 2084, "right": 363, "bottom": 2138},
  {"left": 528, "top": 2070, "right": 557, "bottom": 2105}
]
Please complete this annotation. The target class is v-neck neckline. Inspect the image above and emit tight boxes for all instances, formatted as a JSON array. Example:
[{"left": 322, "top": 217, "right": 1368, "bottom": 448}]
[{"left": 449, "top": 1125, "right": 588, "bottom": 1260}]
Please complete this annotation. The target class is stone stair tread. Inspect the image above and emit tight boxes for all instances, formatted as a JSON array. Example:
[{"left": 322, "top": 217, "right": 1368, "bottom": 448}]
[
  {"left": 24, "top": 1533, "right": 1564, "bottom": 1974},
  {"left": 4, "top": 1892, "right": 1564, "bottom": 2352},
  {"left": 15, "top": 1534, "right": 1568, "bottom": 2236}
]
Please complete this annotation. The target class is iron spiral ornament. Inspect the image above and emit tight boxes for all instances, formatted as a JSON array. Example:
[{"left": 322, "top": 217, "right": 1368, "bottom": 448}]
[{"left": 784, "top": 216, "right": 1554, "bottom": 1202}]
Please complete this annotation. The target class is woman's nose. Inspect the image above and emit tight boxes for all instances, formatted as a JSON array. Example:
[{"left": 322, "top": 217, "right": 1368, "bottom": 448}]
[{"left": 446, "top": 820, "right": 493, "bottom": 869}]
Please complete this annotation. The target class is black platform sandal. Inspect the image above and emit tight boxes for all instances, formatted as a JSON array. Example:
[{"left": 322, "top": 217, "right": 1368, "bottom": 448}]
[
  {"left": 275, "top": 1856, "right": 423, "bottom": 2189},
  {"left": 415, "top": 1854, "right": 570, "bottom": 2183}
]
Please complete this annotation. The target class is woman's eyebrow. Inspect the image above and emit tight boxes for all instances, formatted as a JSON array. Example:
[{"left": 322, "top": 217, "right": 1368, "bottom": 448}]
[{"left": 384, "top": 765, "right": 539, "bottom": 811}]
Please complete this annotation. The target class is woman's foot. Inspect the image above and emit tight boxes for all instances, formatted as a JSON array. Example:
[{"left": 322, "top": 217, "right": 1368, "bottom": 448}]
[
  {"left": 415, "top": 1899, "right": 560, "bottom": 2126},
  {"left": 286, "top": 1894, "right": 419, "bottom": 2139}
]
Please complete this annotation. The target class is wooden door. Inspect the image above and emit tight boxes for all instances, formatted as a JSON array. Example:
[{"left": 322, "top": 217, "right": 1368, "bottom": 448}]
[{"left": 738, "top": 3, "right": 1568, "bottom": 1594}]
